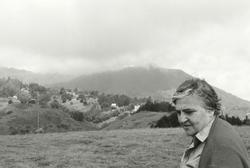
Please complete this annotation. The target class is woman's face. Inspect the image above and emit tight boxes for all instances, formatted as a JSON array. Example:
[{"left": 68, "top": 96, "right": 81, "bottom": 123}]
[{"left": 175, "top": 94, "right": 215, "bottom": 136}]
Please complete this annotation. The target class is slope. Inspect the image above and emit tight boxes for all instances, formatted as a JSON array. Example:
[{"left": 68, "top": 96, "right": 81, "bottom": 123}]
[
  {"left": 0, "top": 66, "right": 74, "bottom": 85},
  {"left": 0, "top": 103, "right": 96, "bottom": 135},
  {"left": 60, "top": 66, "right": 191, "bottom": 97},
  {"left": 59, "top": 66, "right": 250, "bottom": 118}
]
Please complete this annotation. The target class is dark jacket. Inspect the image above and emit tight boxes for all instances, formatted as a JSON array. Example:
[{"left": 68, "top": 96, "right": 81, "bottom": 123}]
[{"left": 199, "top": 117, "right": 250, "bottom": 168}]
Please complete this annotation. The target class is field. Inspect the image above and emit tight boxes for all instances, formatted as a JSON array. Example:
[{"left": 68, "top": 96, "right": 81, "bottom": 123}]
[{"left": 0, "top": 127, "right": 249, "bottom": 168}]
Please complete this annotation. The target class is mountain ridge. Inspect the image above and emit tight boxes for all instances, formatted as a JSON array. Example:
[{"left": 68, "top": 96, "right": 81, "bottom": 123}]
[
  {"left": 0, "top": 66, "right": 74, "bottom": 85},
  {"left": 1, "top": 66, "right": 250, "bottom": 118},
  {"left": 55, "top": 66, "right": 250, "bottom": 118},
  {"left": 59, "top": 66, "right": 192, "bottom": 97}
]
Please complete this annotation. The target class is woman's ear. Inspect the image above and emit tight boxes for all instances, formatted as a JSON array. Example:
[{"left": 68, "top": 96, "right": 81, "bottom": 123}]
[{"left": 206, "top": 109, "right": 215, "bottom": 117}]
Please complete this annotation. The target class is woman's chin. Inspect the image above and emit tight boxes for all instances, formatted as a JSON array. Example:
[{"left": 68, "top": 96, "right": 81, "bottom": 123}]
[{"left": 183, "top": 127, "right": 196, "bottom": 136}]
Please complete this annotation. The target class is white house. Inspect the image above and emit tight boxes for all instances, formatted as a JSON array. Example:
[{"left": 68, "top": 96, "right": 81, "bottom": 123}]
[{"left": 111, "top": 103, "right": 119, "bottom": 109}]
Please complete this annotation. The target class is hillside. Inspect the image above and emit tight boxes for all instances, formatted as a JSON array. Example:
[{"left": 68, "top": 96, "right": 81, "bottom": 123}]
[
  {"left": 0, "top": 103, "right": 96, "bottom": 135},
  {"left": 58, "top": 66, "right": 191, "bottom": 97},
  {"left": 57, "top": 66, "right": 250, "bottom": 118},
  {"left": 1, "top": 66, "right": 250, "bottom": 119},
  {"left": 148, "top": 87, "right": 250, "bottom": 119},
  {"left": 103, "top": 112, "right": 168, "bottom": 130},
  {"left": 214, "top": 88, "right": 250, "bottom": 118},
  {"left": 0, "top": 67, "right": 74, "bottom": 85}
]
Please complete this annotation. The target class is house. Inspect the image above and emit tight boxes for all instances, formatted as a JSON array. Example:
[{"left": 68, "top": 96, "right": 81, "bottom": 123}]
[
  {"left": 8, "top": 95, "right": 20, "bottom": 104},
  {"left": 111, "top": 103, "right": 119, "bottom": 109},
  {"left": 131, "top": 104, "right": 141, "bottom": 113}
]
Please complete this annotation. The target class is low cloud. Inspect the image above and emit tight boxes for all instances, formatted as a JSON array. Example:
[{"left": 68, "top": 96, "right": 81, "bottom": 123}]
[{"left": 0, "top": 0, "right": 250, "bottom": 99}]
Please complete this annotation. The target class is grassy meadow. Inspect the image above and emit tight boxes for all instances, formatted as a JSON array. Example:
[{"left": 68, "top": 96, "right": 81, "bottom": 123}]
[{"left": 0, "top": 127, "right": 249, "bottom": 168}]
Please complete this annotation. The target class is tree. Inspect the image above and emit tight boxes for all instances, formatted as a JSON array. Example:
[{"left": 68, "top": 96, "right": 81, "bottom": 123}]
[
  {"left": 77, "top": 94, "right": 86, "bottom": 102},
  {"left": 61, "top": 93, "right": 73, "bottom": 103},
  {"left": 116, "top": 95, "right": 130, "bottom": 106},
  {"left": 38, "top": 93, "right": 51, "bottom": 106},
  {"left": 0, "top": 78, "right": 23, "bottom": 97},
  {"left": 224, "top": 114, "right": 244, "bottom": 125},
  {"left": 137, "top": 100, "right": 175, "bottom": 113},
  {"left": 90, "top": 90, "right": 99, "bottom": 97},
  {"left": 29, "top": 83, "right": 47, "bottom": 99},
  {"left": 59, "top": 88, "right": 66, "bottom": 95},
  {"left": 70, "top": 111, "right": 84, "bottom": 121},
  {"left": 50, "top": 99, "right": 60, "bottom": 109},
  {"left": 17, "top": 89, "right": 31, "bottom": 104},
  {"left": 29, "top": 83, "right": 46, "bottom": 93}
]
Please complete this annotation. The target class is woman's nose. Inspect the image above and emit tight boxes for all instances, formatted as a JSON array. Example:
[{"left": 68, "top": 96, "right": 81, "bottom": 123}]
[{"left": 178, "top": 111, "right": 187, "bottom": 123}]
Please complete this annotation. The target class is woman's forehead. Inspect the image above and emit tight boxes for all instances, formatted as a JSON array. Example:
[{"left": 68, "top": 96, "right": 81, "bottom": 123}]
[{"left": 174, "top": 94, "right": 205, "bottom": 110}]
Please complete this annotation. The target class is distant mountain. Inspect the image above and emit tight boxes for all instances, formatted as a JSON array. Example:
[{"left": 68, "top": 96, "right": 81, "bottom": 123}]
[
  {"left": 0, "top": 67, "right": 74, "bottom": 85},
  {"left": 59, "top": 66, "right": 192, "bottom": 97},
  {"left": 57, "top": 66, "right": 250, "bottom": 118}
]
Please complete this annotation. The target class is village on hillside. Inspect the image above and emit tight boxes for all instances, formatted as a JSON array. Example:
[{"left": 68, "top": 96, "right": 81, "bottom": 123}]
[
  {"left": 0, "top": 77, "right": 249, "bottom": 135},
  {"left": 0, "top": 77, "right": 150, "bottom": 134}
]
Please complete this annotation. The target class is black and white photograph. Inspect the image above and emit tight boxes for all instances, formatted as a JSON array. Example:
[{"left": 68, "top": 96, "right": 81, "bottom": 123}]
[{"left": 0, "top": 0, "right": 249, "bottom": 167}]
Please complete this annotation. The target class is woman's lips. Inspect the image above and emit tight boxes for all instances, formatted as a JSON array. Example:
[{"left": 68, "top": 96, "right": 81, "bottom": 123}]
[{"left": 183, "top": 125, "right": 192, "bottom": 128}]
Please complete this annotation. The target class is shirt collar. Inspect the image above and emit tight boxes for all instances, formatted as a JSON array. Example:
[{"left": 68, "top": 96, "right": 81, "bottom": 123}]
[{"left": 195, "top": 117, "right": 215, "bottom": 143}]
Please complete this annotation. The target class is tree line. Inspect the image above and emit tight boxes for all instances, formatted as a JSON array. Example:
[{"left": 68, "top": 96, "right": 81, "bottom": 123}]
[{"left": 137, "top": 99, "right": 250, "bottom": 128}]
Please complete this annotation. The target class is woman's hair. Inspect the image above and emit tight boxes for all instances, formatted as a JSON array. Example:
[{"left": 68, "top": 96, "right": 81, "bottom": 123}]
[{"left": 172, "top": 78, "right": 221, "bottom": 115}]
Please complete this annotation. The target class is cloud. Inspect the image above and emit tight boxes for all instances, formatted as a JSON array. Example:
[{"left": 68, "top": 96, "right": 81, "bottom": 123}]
[
  {"left": 0, "top": 0, "right": 249, "bottom": 59},
  {"left": 0, "top": 0, "right": 250, "bottom": 99}
]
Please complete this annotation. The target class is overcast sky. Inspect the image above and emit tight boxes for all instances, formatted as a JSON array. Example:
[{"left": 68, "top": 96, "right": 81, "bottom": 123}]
[{"left": 0, "top": 0, "right": 250, "bottom": 100}]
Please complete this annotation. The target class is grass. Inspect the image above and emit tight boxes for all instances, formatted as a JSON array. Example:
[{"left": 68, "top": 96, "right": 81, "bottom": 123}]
[
  {"left": 0, "top": 98, "right": 8, "bottom": 111},
  {"left": 0, "top": 127, "right": 249, "bottom": 168},
  {"left": 104, "top": 112, "right": 168, "bottom": 130},
  {"left": 0, "top": 104, "right": 96, "bottom": 135}
]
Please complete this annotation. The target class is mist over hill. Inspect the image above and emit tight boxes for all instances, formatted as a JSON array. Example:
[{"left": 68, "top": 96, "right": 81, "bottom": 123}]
[
  {"left": 58, "top": 67, "right": 192, "bottom": 97},
  {"left": 0, "top": 67, "right": 74, "bottom": 85}
]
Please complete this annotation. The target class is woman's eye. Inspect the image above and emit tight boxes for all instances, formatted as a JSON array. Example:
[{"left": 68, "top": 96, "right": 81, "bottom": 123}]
[
  {"left": 183, "top": 109, "right": 195, "bottom": 114},
  {"left": 176, "top": 110, "right": 181, "bottom": 115}
]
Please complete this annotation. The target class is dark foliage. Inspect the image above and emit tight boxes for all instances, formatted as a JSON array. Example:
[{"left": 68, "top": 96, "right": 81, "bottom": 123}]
[
  {"left": 38, "top": 93, "right": 51, "bottom": 106},
  {"left": 29, "top": 83, "right": 47, "bottom": 99},
  {"left": 152, "top": 113, "right": 180, "bottom": 128},
  {"left": 98, "top": 93, "right": 131, "bottom": 108},
  {"left": 61, "top": 93, "right": 73, "bottom": 103},
  {"left": 221, "top": 114, "right": 247, "bottom": 126},
  {"left": 70, "top": 111, "right": 84, "bottom": 121},
  {"left": 8, "top": 99, "right": 13, "bottom": 104},
  {"left": 137, "top": 100, "right": 175, "bottom": 112},
  {"left": 244, "top": 115, "right": 250, "bottom": 125},
  {"left": 50, "top": 100, "right": 60, "bottom": 109},
  {"left": 77, "top": 94, "right": 86, "bottom": 103}
]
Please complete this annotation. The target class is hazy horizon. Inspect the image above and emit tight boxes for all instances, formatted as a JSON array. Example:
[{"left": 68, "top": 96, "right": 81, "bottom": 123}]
[{"left": 0, "top": 0, "right": 250, "bottom": 100}]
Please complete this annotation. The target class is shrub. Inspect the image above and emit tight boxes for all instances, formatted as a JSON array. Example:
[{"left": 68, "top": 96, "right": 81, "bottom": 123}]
[
  {"left": 70, "top": 111, "right": 84, "bottom": 121},
  {"left": 38, "top": 93, "right": 51, "bottom": 106},
  {"left": 152, "top": 113, "right": 180, "bottom": 128},
  {"left": 137, "top": 100, "right": 175, "bottom": 113},
  {"left": 6, "top": 110, "right": 13, "bottom": 115},
  {"left": 223, "top": 114, "right": 244, "bottom": 126},
  {"left": 50, "top": 100, "right": 60, "bottom": 109},
  {"left": 17, "top": 89, "right": 31, "bottom": 104},
  {"left": 57, "top": 124, "right": 69, "bottom": 130},
  {"left": 9, "top": 127, "right": 18, "bottom": 135},
  {"left": 8, "top": 99, "right": 13, "bottom": 104}
]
